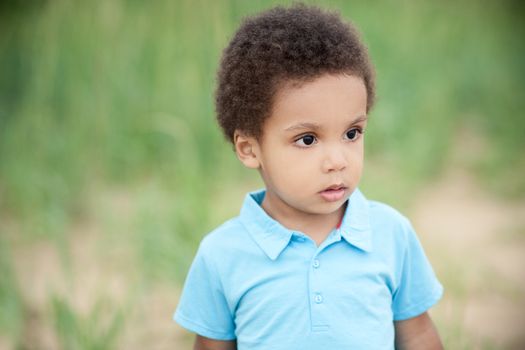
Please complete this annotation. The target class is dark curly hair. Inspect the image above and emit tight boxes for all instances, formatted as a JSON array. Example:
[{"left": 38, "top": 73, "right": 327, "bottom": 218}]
[{"left": 215, "top": 3, "right": 375, "bottom": 143}]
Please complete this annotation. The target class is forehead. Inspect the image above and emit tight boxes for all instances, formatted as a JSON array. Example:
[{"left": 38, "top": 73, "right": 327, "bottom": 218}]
[{"left": 266, "top": 74, "right": 368, "bottom": 129}]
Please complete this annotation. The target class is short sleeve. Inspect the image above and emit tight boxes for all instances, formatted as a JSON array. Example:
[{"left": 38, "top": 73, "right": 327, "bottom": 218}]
[
  {"left": 392, "top": 219, "right": 443, "bottom": 321},
  {"left": 173, "top": 243, "right": 236, "bottom": 340}
]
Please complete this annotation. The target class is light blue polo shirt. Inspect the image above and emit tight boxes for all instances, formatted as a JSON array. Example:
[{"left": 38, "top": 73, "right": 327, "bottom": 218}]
[{"left": 174, "top": 188, "right": 443, "bottom": 349}]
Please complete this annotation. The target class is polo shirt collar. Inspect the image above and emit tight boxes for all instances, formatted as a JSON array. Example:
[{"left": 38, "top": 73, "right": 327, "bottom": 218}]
[
  {"left": 239, "top": 190, "right": 293, "bottom": 261},
  {"left": 338, "top": 188, "right": 373, "bottom": 253},
  {"left": 239, "top": 188, "right": 373, "bottom": 260}
]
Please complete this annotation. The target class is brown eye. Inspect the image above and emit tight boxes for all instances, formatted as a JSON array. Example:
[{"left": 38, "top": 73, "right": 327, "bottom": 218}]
[
  {"left": 302, "top": 135, "right": 315, "bottom": 145},
  {"left": 295, "top": 134, "right": 317, "bottom": 147},
  {"left": 345, "top": 128, "right": 361, "bottom": 141}
]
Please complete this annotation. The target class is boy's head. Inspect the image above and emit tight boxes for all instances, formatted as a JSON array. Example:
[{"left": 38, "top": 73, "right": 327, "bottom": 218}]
[
  {"left": 215, "top": 3, "right": 375, "bottom": 144},
  {"left": 215, "top": 4, "right": 375, "bottom": 219}
]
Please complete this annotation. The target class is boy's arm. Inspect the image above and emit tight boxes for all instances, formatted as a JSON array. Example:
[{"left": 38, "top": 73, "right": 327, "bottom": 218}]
[
  {"left": 194, "top": 335, "right": 237, "bottom": 350},
  {"left": 394, "top": 312, "right": 443, "bottom": 350}
]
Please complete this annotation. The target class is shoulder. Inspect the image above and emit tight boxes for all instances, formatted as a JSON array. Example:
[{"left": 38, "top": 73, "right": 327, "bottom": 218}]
[
  {"left": 200, "top": 217, "right": 247, "bottom": 250},
  {"left": 364, "top": 199, "right": 417, "bottom": 250},
  {"left": 192, "top": 216, "right": 270, "bottom": 294},
  {"left": 367, "top": 200, "right": 411, "bottom": 231},
  {"left": 196, "top": 216, "right": 258, "bottom": 265}
]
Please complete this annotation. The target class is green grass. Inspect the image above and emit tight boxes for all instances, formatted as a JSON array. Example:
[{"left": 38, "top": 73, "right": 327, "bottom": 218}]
[
  {"left": 52, "top": 296, "right": 124, "bottom": 350},
  {"left": 1, "top": 0, "right": 524, "bottom": 236},
  {"left": 0, "top": 0, "right": 524, "bottom": 348}
]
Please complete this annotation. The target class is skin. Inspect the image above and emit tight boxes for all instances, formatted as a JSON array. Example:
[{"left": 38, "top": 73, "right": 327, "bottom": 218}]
[
  {"left": 394, "top": 312, "right": 444, "bottom": 350},
  {"left": 193, "top": 73, "right": 442, "bottom": 349},
  {"left": 194, "top": 336, "right": 236, "bottom": 350}
]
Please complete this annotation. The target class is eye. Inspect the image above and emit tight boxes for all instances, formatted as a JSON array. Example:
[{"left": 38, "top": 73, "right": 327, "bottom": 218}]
[
  {"left": 295, "top": 134, "right": 317, "bottom": 147},
  {"left": 345, "top": 128, "right": 362, "bottom": 141}
]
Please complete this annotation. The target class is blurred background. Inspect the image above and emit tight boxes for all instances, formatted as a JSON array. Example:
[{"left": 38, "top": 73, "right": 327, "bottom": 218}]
[{"left": 1, "top": 0, "right": 524, "bottom": 349}]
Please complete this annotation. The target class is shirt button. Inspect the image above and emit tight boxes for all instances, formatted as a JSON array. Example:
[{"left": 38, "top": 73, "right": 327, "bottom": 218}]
[
  {"left": 314, "top": 294, "right": 323, "bottom": 304},
  {"left": 312, "top": 259, "right": 320, "bottom": 268}
]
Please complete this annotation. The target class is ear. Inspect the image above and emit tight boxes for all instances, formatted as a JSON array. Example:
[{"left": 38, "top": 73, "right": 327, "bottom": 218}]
[{"left": 234, "top": 130, "right": 261, "bottom": 169}]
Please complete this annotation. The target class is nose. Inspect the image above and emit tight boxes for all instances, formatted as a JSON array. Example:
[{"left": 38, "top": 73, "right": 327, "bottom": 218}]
[{"left": 321, "top": 145, "right": 347, "bottom": 173}]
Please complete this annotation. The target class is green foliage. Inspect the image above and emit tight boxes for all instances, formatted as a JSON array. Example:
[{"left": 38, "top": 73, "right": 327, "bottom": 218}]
[
  {"left": 1, "top": 0, "right": 523, "bottom": 236},
  {"left": 0, "top": 0, "right": 520, "bottom": 232},
  {"left": 52, "top": 296, "right": 124, "bottom": 350},
  {"left": 133, "top": 181, "right": 211, "bottom": 282}
]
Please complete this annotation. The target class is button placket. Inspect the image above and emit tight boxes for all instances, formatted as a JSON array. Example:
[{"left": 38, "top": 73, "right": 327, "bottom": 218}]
[
  {"left": 309, "top": 253, "right": 329, "bottom": 331},
  {"left": 312, "top": 259, "right": 320, "bottom": 268}
]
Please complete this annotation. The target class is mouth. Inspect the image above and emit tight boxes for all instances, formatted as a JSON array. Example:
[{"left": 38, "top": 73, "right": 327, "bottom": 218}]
[{"left": 319, "top": 184, "right": 347, "bottom": 202}]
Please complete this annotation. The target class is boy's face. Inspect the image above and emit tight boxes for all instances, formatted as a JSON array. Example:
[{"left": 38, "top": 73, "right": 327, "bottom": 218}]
[{"left": 235, "top": 73, "right": 367, "bottom": 218}]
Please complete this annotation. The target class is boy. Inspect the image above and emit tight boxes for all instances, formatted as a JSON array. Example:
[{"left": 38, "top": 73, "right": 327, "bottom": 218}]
[{"left": 174, "top": 4, "right": 443, "bottom": 350}]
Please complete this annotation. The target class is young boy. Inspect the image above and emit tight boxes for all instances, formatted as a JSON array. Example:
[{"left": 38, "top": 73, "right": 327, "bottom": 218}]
[{"left": 174, "top": 4, "right": 443, "bottom": 350}]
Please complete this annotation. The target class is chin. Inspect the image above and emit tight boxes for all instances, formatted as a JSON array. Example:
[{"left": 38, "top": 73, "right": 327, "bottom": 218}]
[{"left": 311, "top": 201, "right": 347, "bottom": 215}]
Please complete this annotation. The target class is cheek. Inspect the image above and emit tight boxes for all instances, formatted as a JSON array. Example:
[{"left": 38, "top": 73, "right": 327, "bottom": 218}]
[
  {"left": 355, "top": 144, "right": 365, "bottom": 162},
  {"left": 351, "top": 148, "right": 364, "bottom": 171},
  {"left": 349, "top": 140, "right": 364, "bottom": 158},
  {"left": 351, "top": 146, "right": 365, "bottom": 178},
  {"left": 264, "top": 149, "right": 315, "bottom": 182}
]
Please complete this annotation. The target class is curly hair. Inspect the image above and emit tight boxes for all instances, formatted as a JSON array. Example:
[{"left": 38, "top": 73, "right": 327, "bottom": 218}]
[{"left": 215, "top": 3, "right": 375, "bottom": 143}]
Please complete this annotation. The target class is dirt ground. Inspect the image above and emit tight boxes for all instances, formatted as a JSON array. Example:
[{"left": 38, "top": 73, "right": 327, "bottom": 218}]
[
  {"left": 411, "top": 169, "right": 525, "bottom": 349},
  {"left": 3, "top": 168, "right": 525, "bottom": 349}
]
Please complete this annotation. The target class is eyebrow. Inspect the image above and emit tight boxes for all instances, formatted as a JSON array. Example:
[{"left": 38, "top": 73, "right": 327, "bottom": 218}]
[
  {"left": 284, "top": 122, "right": 322, "bottom": 132},
  {"left": 284, "top": 115, "right": 368, "bottom": 132}
]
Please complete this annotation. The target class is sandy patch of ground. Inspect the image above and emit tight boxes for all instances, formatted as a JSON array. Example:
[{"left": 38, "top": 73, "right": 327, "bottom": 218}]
[{"left": 410, "top": 169, "right": 525, "bottom": 349}]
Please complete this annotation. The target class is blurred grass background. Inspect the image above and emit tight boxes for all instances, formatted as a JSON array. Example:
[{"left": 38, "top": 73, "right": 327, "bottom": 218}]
[{"left": 0, "top": 0, "right": 524, "bottom": 349}]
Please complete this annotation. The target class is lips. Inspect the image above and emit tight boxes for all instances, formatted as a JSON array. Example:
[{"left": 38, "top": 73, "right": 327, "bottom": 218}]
[{"left": 319, "top": 184, "right": 347, "bottom": 202}]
